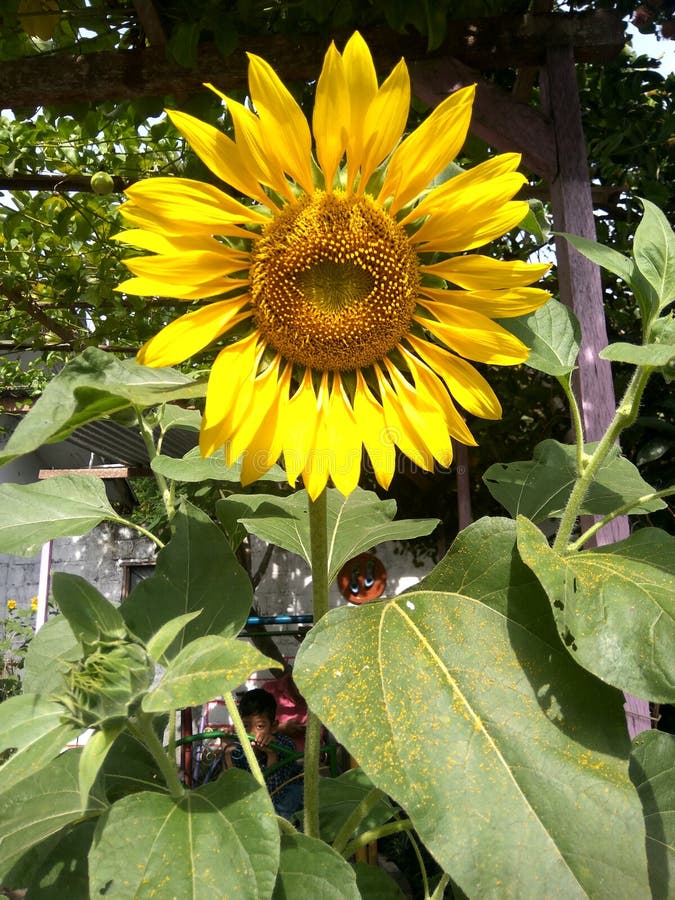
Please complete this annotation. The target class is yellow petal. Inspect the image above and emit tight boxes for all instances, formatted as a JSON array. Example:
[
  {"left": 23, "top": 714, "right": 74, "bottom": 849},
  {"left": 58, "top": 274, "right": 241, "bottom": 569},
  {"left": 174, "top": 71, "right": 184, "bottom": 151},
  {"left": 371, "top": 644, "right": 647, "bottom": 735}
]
[
  {"left": 327, "top": 373, "right": 362, "bottom": 496},
  {"left": 359, "top": 58, "right": 410, "bottom": 190},
  {"left": 375, "top": 366, "right": 437, "bottom": 472},
  {"left": 123, "top": 249, "right": 249, "bottom": 284},
  {"left": 313, "top": 43, "right": 348, "bottom": 191},
  {"left": 418, "top": 287, "right": 551, "bottom": 318},
  {"left": 353, "top": 371, "right": 396, "bottom": 490},
  {"left": 283, "top": 369, "right": 319, "bottom": 487},
  {"left": 401, "top": 348, "right": 478, "bottom": 445},
  {"left": 200, "top": 334, "right": 260, "bottom": 457},
  {"left": 415, "top": 308, "right": 529, "bottom": 365},
  {"left": 226, "top": 356, "right": 284, "bottom": 465},
  {"left": 247, "top": 53, "right": 314, "bottom": 195},
  {"left": 116, "top": 275, "right": 248, "bottom": 300},
  {"left": 302, "top": 373, "right": 331, "bottom": 501},
  {"left": 407, "top": 334, "right": 502, "bottom": 419},
  {"left": 124, "top": 177, "right": 268, "bottom": 226},
  {"left": 379, "top": 84, "right": 475, "bottom": 214},
  {"left": 342, "top": 31, "right": 378, "bottom": 189},
  {"left": 112, "top": 229, "right": 205, "bottom": 254},
  {"left": 241, "top": 364, "right": 291, "bottom": 485},
  {"left": 384, "top": 360, "right": 454, "bottom": 468},
  {"left": 167, "top": 109, "right": 270, "bottom": 207},
  {"left": 421, "top": 255, "right": 551, "bottom": 290},
  {"left": 137, "top": 298, "right": 250, "bottom": 367}
]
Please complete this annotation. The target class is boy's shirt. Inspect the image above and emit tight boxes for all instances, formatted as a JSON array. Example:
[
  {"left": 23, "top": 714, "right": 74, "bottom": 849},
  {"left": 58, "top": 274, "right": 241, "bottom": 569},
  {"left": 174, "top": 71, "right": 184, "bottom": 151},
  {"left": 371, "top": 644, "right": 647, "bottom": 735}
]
[{"left": 228, "top": 732, "right": 302, "bottom": 815}]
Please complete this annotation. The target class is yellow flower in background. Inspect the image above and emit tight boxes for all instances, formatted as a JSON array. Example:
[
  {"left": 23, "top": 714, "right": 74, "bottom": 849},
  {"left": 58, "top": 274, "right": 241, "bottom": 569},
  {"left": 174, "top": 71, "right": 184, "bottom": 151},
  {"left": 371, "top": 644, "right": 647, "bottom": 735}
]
[
  {"left": 6, "top": 599, "right": 17, "bottom": 611},
  {"left": 30, "top": 596, "right": 39, "bottom": 612},
  {"left": 115, "top": 33, "right": 550, "bottom": 499}
]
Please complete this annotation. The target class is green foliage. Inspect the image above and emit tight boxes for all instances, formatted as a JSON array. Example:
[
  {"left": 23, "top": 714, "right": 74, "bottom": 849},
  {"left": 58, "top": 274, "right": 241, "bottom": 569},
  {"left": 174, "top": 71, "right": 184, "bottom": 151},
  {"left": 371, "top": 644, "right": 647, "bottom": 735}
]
[{"left": 0, "top": 602, "right": 36, "bottom": 701}]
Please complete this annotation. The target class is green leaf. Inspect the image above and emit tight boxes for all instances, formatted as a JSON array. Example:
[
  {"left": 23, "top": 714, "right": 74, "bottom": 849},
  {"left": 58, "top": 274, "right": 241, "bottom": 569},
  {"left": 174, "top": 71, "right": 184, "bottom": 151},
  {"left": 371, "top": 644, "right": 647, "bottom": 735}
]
[
  {"left": 295, "top": 518, "right": 650, "bottom": 897},
  {"left": 318, "top": 770, "right": 395, "bottom": 843},
  {"left": 483, "top": 439, "right": 666, "bottom": 523},
  {"left": 156, "top": 404, "right": 202, "bottom": 433},
  {"left": 78, "top": 721, "right": 125, "bottom": 810},
  {"left": 499, "top": 300, "right": 580, "bottom": 376},
  {"left": 100, "top": 728, "right": 169, "bottom": 801},
  {"left": 634, "top": 198, "right": 675, "bottom": 313},
  {"left": 630, "top": 729, "right": 675, "bottom": 900},
  {"left": 142, "top": 635, "right": 277, "bottom": 712},
  {"left": 121, "top": 502, "right": 252, "bottom": 658},
  {"left": 146, "top": 610, "right": 203, "bottom": 664},
  {"left": 0, "top": 475, "right": 123, "bottom": 556},
  {"left": 220, "top": 488, "right": 439, "bottom": 583},
  {"left": 52, "top": 573, "right": 126, "bottom": 644},
  {"left": 89, "top": 771, "right": 279, "bottom": 899},
  {"left": 0, "top": 694, "right": 80, "bottom": 800},
  {"left": 353, "top": 861, "right": 407, "bottom": 899},
  {"left": 0, "top": 751, "right": 107, "bottom": 881},
  {"left": 517, "top": 518, "right": 675, "bottom": 701},
  {"left": 0, "top": 348, "right": 205, "bottom": 467},
  {"left": 23, "top": 614, "right": 81, "bottom": 695},
  {"left": 152, "top": 447, "right": 287, "bottom": 483},
  {"left": 600, "top": 341, "right": 675, "bottom": 366},
  {"left": 272, "top": 832, "right": 360, "bottom": 900},
  {"left": 559, "top": 232, "right": 635, "bottom": 284},
  {"left": 3, "top": 820, "right": 96, "bottom": 898}
]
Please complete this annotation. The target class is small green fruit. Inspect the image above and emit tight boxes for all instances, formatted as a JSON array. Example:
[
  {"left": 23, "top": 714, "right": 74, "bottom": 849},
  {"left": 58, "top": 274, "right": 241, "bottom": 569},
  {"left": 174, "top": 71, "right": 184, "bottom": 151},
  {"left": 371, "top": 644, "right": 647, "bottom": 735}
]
[{"left": 90, "top": 171, "right": 115, "bottom": 194}]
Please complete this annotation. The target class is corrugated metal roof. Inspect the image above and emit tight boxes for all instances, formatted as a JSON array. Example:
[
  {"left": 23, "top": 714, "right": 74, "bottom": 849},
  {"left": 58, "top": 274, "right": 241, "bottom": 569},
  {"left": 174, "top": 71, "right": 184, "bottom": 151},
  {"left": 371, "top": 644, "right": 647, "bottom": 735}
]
[{"left": 64, "top": 419, "right": 198, "bottom": 467}]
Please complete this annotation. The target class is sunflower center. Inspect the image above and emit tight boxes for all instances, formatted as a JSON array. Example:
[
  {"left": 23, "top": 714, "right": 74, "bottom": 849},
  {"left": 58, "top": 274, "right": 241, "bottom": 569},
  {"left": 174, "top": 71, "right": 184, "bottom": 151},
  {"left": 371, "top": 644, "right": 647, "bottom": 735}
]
[{"left": 250, "top": 191, "right": 419, "bottom": 371}]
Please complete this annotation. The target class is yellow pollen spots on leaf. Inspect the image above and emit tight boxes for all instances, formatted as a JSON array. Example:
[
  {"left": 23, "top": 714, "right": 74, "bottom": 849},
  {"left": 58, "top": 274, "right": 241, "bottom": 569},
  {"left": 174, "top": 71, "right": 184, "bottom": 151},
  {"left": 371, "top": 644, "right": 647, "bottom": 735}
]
[{"left": 249, "top": 190, "right": 419, "bottom": 370}]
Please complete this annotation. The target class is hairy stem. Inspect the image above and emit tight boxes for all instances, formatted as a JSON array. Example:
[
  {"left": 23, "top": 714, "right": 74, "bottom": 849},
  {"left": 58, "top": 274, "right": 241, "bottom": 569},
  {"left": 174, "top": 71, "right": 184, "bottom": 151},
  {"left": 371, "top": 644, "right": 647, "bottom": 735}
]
[
  {"left": 135, "top": 406, "right": 175, "bottom": 520},
  {"left": 567, "top": 486, "right": 674, "bottom": 551},
  {"left": 130, "top": 714, "right": 184, "bottom": 799},
  {"left": 332, "top": 787, "right": 386, "bottom": 855},
  {"left": 304, "top": 488, "right": 329, "bottom": 838},
  {"left": 342, "top": 818, "right": 413, "bottom": 860},
  {"left": 224, "top": 692, "right": 266, "bottom": 788}
]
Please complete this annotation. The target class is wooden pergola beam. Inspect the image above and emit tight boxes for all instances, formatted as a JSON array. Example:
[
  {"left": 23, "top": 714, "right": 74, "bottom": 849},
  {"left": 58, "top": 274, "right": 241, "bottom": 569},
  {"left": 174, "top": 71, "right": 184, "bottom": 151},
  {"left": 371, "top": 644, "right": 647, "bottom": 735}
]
[{"left": 0, "top": 11, "right": 624, "bottom": 110}]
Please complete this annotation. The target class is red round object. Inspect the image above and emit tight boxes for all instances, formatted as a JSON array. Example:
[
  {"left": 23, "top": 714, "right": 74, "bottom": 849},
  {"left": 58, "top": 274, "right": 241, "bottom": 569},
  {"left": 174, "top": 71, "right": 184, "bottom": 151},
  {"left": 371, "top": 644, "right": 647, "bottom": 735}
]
[{"left": 337, "top": 553, "right": 387, "bottom": 604}]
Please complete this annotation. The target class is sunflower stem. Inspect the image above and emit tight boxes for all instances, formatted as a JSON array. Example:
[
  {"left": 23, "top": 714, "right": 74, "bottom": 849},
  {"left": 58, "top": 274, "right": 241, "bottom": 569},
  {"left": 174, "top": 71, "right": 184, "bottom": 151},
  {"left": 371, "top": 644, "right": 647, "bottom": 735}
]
[
  {"left": 224, "top": 691, "right": 266, "bottom": 789},
  {"left": 304, "top": 488, "right": 329, "bottom": 838}
]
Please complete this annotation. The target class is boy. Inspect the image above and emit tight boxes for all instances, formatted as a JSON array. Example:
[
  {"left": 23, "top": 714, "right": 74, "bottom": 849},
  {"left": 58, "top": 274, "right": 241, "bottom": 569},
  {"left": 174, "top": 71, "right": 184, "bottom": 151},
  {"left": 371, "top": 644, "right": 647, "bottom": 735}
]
[{"left": 223, "top": 688, "right": 303, "bottom": 821}]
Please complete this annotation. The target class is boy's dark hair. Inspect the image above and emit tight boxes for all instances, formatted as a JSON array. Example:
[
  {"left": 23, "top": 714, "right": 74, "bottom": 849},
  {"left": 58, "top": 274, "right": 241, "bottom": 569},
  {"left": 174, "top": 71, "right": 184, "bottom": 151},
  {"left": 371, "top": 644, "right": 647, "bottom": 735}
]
[{"left": 238, "top": 688, "right": 276, "bottom": 722}]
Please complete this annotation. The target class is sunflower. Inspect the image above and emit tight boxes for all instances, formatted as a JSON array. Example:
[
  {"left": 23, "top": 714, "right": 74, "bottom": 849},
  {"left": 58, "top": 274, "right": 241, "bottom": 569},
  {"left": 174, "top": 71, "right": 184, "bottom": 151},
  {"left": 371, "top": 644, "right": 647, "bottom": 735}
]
[{"left": 115, "top": 32, "right": 550, "bottom": 499}]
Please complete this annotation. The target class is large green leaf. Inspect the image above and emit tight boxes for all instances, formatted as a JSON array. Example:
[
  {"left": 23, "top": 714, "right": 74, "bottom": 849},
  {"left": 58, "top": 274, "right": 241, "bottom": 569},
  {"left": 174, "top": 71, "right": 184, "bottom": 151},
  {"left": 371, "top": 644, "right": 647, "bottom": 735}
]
[
  {"left": 0, "top": 348, "right": 205, "bottom": 467},
  {"left": 634, "top": 197, "right": 675, "bottom": 313},
  {"left": 3, "top": 820, "right": 96, "bottom": 899},
  {"left": 600, "top": 341, "right": 675, "bottom": 367},
  {"left": 517, "top": 518, "right": 675, "bottom": 702},
  {"left": 272, "top": 832, "right": 360, "bottom": 900},
  {"left": 121, "top": 502, "right": 252, "bottom": 657},
  {"left": 142, "top": 635, "right": 277, "bottom": 712},
  {"left": 483, "top": 439, "right": 666, "bottom": 523},
  {"left": 295, "top": 518, "right": 650, "bottom": 897},
  {"left": 0, "top": 694, "right": 80, "bottom": 800},
  {"left": 88, "top": 771, "right": 279, "bottom": 899},
  {"left": 0, "top": 751, "right": 107, "bottom": 882},
  {"left": 630, "top": 729, "right": 675, "bottom": 900},
  {"left": 559, "top": 232, "right": 635, "bottom": 284},
  {"left": 353, "top": 861, "right": 407, "bottom": 899},
  {"left": 100, "top": 728, "right": 169, "bottom": 802},
  {"left": 152, "top": 447, "right": 287, "bottom": 483},
  {"left": 52, "top": 572, "right": 126, "bottom": 645},
  {"left": 220, "top": 488, "right": 438, "bottom": 583},
  {"left": 318, "top": 769, "right": 395, "bottom": 843},
  {"left": 0, "top": 475, "right": 124, "bottom": 556},
  {"left": 22, "top": 614, "right": 81, "bottom": 695},
  {"left": 499, "top": 300, "right": 580, "bottom": 376}
]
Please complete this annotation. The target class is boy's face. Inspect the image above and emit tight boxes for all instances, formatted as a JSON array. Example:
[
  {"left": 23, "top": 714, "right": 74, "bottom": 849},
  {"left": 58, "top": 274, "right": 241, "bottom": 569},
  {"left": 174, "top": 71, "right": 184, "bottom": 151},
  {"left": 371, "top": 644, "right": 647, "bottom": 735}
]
[{"left": 242, "top": 713, "right": 275, "bottom": 745}]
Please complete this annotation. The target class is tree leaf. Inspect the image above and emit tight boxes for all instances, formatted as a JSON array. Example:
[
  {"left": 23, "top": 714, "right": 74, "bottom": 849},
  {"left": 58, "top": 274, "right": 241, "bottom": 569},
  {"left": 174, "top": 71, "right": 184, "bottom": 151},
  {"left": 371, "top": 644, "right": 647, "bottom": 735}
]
[
  {"left": 0, "top": 348, "right": 205, "bottom": 467},
  {"left": 600, "top": 341, "right": 675, "bottom": 366},
  {"left": 499, "top": 299, "right": 580, "bottom": 376},
  {"left": 272, "top": 832, "right": 360, "bottom": 900},
  {"left": 23, "top": 614, "right": 81, "bottom": 695},
  {"left": 483, "top": 439, "right": 666, "bottom": 523},
  {"left": 89, "top": 771, "right": 279, "bottom": 899},
  {"left": 517, "top": 518, "right": 675, "bottom": 702},
  {"left": 634, "top": 198, "right": 675, "bottom": 313},
  {"left": 295, "top": 518, "right": 650, "bottom": 897},
  {"left": 142, "top": 635, "right": 277, "bottom": 712},
  {"left": 220, "top": 488, "right": 439, "bottom": 583},
  {"left": 52, "top": 572, "right": 126, "bottom": 645},
  {"left": 152, "top": 447, "right": 288, "bottom": 483},
  {"left": 0, "top": 475, "right": 123, "bottom": 556},
  {"left": 0, "top": 751, "right": 107, "bottom": 882},
  {"left": 121, "top": 502, "right": 252, "bottom": 658},
  {"left": 630, "top": 729, "right": 675, "bottom": 900},
  {"left": 0, "top": 694, "right": 80, "bottom": 800}
]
